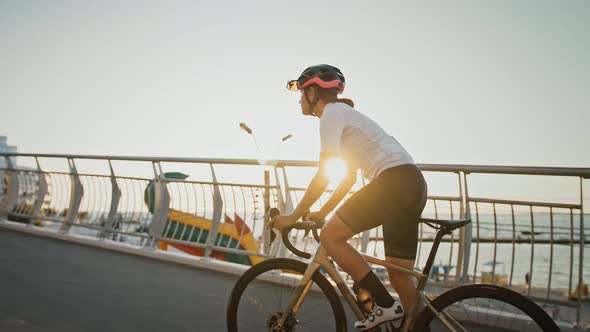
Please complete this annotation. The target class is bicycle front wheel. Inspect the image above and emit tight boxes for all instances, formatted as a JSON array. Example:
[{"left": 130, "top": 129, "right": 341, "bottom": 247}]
[
  {"left": 226, "top": 258, "right": 346, "bottom": 332},
  {"left": 413, "top": 284, "right": 560, "bottom": 332}
]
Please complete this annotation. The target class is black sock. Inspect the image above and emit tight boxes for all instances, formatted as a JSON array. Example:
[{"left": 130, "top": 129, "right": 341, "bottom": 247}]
[{"left": 357, "top": 271, "right": 395, "bottom": 307}]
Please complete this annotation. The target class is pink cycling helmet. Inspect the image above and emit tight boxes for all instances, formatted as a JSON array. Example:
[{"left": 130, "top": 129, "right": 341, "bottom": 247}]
[{"left": 287, "top": 64, "right": 345, "bottom": 94}]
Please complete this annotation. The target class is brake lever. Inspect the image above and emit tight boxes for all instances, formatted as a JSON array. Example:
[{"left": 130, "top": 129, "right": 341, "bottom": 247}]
[
  {"left": 301, "top": 211, "right": 311, "bottom": 237},
  {"left": 303, "top": 212, "right": 326, "bottom": 241},
  {"left": 268, "top": 207, "right": 281, "bottom": 246},
  {"left": 269, "top": 229, "right": 279, "bottom": 246}
]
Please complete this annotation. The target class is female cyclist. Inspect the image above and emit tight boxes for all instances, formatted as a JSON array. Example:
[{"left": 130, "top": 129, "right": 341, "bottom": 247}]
[{"left": 268, "top": 64, "right": 428, "bottom": 330}]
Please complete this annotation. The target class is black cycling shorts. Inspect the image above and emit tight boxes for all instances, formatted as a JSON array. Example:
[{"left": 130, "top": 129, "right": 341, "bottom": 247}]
[{"left": 336, "top": 164, "right": 427, "bottom": 260}]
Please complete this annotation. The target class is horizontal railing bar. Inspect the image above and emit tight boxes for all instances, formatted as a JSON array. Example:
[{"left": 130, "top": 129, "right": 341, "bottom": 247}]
[
  {"left": 364, "top": 236, "right": 587, "bottom": 244},
  {"left": 469, "top": 197, "right": 582, "bottom": 210},
  {"left": 104, "top": 230, "right": 151, "bottom": 239},
  {"left": 9, "top": 169, "right": 114, "bottom": 178},
  {"left": 478, "top": 230, "right": 581, "bottom": 237},
  {"left": 67, "top": 173, "right": 150, "bottom": 182},
  {"left": 428, "top": 195, "right": 461, "bottom": 202},
  {"left": 67, "top": 223, "right": 129, "bottom": 235},
  {"left": 7, "top": 213, "right": 66, "bottom": 224},
  {"left": 418, "top": 164, "right": 590, "bottom": 178},
  {"left": 2, "top": 153, "right": 589, "bottom": 178},
  {"left": 277, "top": 163, "right": 590, "bottom": 178},
  {"left": 391, "top": 163, "right": 587, "bottom": 178},
  {"left": 8, "top": 169, "right": 152, "bottom": 182},
  {"left": 0, "top": 153, "right": 264, "bottom": 165},
  {"left": 66, "top": 223, "right": 152, "bottom": 240},
  {"left": 4, "top": 168, "right": 275, "bottom": 189},
  {"left": 163, "top": 179, "right": 276, "bottom": 189},
  {"left": 5, "top": 214, "right": 152, "bottom": 240},
  {"left": 471, "top": 238, "right": 585, "bottom": 244}
]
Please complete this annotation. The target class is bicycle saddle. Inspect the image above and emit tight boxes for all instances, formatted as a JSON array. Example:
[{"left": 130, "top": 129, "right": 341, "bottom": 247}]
[{"left": 419, "top": 218, "right": 471, "bottom": 232}]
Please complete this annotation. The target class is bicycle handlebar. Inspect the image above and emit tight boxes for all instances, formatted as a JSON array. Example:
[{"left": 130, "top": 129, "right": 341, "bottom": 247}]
[{"left": 268, "top": 208, "right": 324, "bottom": 259}]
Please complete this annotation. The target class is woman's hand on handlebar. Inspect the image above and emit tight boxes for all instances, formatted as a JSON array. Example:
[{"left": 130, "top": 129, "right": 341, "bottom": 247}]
[
  {"left": 266, "top": 214, "right": 298, "bottom": 232},
  {"left": 306, "top": 210, "right": 328, "bottom": 223}
]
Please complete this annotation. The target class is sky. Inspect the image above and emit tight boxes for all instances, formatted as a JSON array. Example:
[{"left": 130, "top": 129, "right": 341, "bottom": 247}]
[{"left": 0, "top": 1, "right": 588, "bottom": 206}]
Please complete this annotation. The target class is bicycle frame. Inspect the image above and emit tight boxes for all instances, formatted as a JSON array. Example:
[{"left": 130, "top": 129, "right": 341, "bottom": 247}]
[{"left": 275, "top": 243, "right": 462, "bottom": 332}]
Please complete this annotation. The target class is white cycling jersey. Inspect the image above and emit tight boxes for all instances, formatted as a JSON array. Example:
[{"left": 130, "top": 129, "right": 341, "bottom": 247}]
[{"left": 320, "top": 102, "right": 415, "bottom": 181}]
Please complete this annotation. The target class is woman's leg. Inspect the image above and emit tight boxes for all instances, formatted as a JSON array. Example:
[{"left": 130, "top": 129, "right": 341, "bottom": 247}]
[
  {"left": 385, "top": 256, "right": 422, "bottom": 312},
  {"left": 320, "top": 214, "right": 370, "bottom": 280},
  {"left": 322, "top": 214, "right": 397, "bottom": 311},
  {"left": 323, "top": 214, "right": 405, "bottom": 331}
]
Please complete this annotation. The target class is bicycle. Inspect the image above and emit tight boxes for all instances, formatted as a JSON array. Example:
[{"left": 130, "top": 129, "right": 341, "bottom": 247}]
[{"left": 226, "top": 208, "right": 560, "bottom": 332}]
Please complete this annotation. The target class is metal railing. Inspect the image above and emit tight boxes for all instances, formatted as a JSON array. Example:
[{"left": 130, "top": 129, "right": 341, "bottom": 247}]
[{"left": 0, "top": 153, "right": 588, "bottom": 325}]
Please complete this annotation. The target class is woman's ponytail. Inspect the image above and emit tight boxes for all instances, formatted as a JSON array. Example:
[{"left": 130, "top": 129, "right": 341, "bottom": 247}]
[
  {"left": 337, "top": 98, "right": 354, "bottom": 108},
  {"left": 314, "top": 86, "right": 355, "bottom": 108}
]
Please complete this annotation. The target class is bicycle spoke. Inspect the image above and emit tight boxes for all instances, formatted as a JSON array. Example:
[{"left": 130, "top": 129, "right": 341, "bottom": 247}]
[{"left": 245, "top": 294, "right": 272, "bottom": 316}]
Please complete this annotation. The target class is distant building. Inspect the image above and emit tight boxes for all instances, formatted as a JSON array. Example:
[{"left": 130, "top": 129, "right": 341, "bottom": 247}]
[
  {"left": 0, "top": 135, "right": 18, "bottom": 169},
  {"left": 0, "top": 136, "right": 18, "bottom": 207},
  {"left": 1, "top": 138, "right": 40, "bottom": 220}
]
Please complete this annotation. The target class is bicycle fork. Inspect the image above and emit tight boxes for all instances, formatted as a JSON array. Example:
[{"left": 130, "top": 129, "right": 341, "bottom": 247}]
[{"left": 272, "top": 260, "right": 321, "bottom": 330}]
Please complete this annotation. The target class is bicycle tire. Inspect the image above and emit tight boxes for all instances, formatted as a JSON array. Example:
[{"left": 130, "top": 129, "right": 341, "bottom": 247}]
[
  {"left": 413, "top": 284, "right": 560, "bottom": 332},
  {"left": 226, "top": 258, "right": 347, "bottom": 332}
]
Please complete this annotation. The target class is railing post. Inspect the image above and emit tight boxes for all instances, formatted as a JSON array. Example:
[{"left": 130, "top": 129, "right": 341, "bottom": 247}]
[
  {"left": 576, "top": 177, "right": 584, "bottom": 325},
  {"left": 455, "top": 172, "right": 465, "bottom": 284},
  {"left": 100, "top": 160, "right": 121, "bottom": 240},
  {"left": 60, "top": 158, "right": 83, "bottom": 233},
  {"left": 269, "top": 166, "right": 289, "bottom": 257},
  {"left": 273, "top": 166, "right": 287, "bottom": 213},
  {"left": 281, "top": 167, "right": 294, "bottom": 213},
  {"left": 458, "top": 171, "right": 465, "bottom": 284},
  {"left": 262, "top": 169, "right": 271, "bottom": 254},
  {"left": 0, "top": 156, "right": 18, "bottom": 220},
  {"left": 359, "top": 231, "right": 371, "bottom": 254},
  {"left": 278, "top": 167, "right": 295, "bottom": 257},
  {"left": 459, "top": 171, "right": 472, "bottom": 284},
  {"left": 31, "top": 157, "right": 47, "bottom": 226},
  {"left": 204, "top": 163, "right": 223, "bottom": 260},
  {"left": 148, "top": 162, "right": 170, "bottom": 248}
]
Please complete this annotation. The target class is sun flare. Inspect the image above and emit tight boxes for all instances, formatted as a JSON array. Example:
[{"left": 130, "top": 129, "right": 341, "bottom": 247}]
[{"left": 323, "top": 157, "right": 348, "bottom": 182}]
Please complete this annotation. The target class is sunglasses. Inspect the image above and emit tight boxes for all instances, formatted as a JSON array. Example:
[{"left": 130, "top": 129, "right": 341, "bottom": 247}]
[{"left": 286, "top": 80, "right": 300, "bottom": 91}]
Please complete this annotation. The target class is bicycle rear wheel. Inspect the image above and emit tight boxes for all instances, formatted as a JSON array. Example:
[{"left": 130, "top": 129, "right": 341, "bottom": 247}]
[
  {"left": 226, "top": 258, "right": 346, "bottom": 332},
  {"left": 413, "top": 284, "right": 559, "bottom": 332}
]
